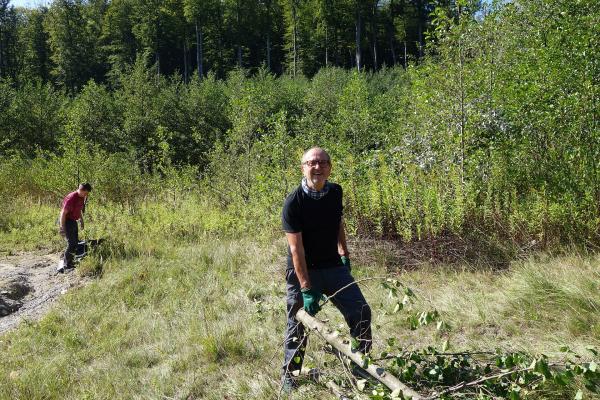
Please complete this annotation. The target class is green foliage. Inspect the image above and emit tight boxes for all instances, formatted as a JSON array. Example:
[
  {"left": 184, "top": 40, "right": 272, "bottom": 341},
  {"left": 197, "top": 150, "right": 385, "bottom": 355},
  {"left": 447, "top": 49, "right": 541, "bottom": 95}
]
[
  {"left": 4, "top": 0, "right": 443, "bottom": 84},
  {"left": 44, "top": 0, "right": 101, "bottom": 92},
  {"left": 1, "top": 0, "right": 599, "bottom": 249},
  {"left": 100, "top": 0, "right": 137, "bottom": 80},
  {"left": 0, "top": 79, "right": 66, "bottom": 157},
  {"left": 366, "top": 345, "right": 600, "bottom": 399},
  {"left": 351, "top": 274, "right": 600, "bottom": 399},
  {"left": 65, "top": 81, "right": 123, "bottom": 153},
  {"left": 0, "top": 0, "right": 20, "bottom": 80},
  {"left": 18, "top": 7, "right": 51, "bottom": 83}
]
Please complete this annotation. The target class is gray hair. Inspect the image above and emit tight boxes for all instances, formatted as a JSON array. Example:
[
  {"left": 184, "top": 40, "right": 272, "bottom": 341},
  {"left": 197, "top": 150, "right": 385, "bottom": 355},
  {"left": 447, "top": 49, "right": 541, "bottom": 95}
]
[{"left": 301, "top": 147, "right": 331, "bottom": 163}]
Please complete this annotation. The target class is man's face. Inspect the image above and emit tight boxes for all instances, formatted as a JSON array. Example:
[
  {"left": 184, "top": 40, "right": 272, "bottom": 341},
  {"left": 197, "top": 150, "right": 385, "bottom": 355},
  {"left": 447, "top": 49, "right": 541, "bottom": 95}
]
[
  {"left": 78, "top": 189, "right": 90, "bottom": 198},
  {"left": 302, "top": 149, "right": 331, "bottom": 188}
]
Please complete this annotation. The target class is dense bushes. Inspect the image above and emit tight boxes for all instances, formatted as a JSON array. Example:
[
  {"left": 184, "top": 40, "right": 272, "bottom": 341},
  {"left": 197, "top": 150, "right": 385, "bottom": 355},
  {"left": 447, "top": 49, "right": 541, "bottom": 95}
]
[{"left": 1, "top": 0, "right": 598, "bottom": 247}]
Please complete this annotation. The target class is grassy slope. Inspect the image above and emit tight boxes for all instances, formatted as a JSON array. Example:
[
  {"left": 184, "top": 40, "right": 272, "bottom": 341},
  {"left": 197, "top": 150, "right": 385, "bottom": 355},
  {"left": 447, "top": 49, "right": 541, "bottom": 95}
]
[{"left": 0, "top": 199, "right": 599, "bottom": 399}]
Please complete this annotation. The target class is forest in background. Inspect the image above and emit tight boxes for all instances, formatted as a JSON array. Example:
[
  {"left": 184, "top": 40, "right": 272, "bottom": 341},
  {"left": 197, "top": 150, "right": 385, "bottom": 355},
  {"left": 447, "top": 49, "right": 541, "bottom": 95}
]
[
  {"left": 1, "top": 0, "right": 458, "bottom": 86},
  {"left": 0, "top": 0, "right": 599, "bottom": 254}
]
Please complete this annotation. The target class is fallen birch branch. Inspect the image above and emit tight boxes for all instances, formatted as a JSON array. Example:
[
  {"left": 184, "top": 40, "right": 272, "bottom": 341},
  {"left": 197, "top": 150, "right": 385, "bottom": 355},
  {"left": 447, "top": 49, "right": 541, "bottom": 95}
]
[{"left": 296, "top": 309, "right": 423, "bottom": 400}]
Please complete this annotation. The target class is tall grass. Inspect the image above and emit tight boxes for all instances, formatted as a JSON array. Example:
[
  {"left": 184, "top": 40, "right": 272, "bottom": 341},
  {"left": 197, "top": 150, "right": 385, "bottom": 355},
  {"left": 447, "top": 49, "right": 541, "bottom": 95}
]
[{"left": 1, "top": 201, "right": 599, "bottom": 399}]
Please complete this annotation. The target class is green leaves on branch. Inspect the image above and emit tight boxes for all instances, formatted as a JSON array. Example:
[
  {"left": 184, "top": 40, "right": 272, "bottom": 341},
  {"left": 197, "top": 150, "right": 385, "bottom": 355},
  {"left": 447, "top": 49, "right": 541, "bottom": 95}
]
[
  {"left": 380, "top": 279, "right": 446, "bottom": 332},
  {"left": 369, "top": 345, "right": 600, "bottom": 400},
  {"left": 371, "top": 279, "right": 598, "bottom": 399}
]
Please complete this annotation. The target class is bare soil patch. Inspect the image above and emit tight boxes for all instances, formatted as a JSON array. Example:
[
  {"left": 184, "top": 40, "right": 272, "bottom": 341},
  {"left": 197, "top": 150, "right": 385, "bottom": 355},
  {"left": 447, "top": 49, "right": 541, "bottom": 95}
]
[{"left": 0, "top": 252, "right": 85, "bottom": 334}]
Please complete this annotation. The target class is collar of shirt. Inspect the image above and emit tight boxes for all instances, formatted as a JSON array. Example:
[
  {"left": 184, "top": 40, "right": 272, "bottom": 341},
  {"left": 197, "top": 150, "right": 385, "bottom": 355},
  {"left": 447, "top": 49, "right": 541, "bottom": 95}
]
[{"left": 301, "top": 177, "right": 330, "bottom": 200}]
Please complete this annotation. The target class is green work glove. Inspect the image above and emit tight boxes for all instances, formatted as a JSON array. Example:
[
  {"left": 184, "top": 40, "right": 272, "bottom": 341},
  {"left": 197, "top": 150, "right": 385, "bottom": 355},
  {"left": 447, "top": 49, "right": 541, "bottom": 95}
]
[
  {"left": 301, "top": 288, "right": 323, "bottom": 315},
  {"left": 341, "top": 256, "right": 351, "bottom": 270}
]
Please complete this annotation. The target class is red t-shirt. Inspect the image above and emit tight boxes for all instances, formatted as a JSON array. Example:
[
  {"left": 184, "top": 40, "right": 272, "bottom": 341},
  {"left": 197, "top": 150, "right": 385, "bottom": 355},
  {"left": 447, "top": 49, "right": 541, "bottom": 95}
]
[{"left": 62, "top": 191, "right": 85, "bottom": 221}]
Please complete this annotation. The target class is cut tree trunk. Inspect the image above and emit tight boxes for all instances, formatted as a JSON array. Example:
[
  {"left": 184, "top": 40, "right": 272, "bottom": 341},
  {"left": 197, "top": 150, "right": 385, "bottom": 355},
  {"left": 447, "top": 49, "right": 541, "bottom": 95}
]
[{"left": 296, "top": 309, "right": 423, "bottom": 399}]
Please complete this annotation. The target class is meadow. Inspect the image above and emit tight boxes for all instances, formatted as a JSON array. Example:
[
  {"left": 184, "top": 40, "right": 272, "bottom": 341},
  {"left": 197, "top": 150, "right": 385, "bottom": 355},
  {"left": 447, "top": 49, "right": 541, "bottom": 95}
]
[{"left": 0, "top": 195, "right": 598, "bottom": 399}]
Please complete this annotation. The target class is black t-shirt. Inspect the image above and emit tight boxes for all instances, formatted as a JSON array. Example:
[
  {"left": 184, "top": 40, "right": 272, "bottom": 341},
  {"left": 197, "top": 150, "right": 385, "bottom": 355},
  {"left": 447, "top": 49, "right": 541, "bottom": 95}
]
[{"left": 282, "top": 183, "right": 344, "bottom": 270}]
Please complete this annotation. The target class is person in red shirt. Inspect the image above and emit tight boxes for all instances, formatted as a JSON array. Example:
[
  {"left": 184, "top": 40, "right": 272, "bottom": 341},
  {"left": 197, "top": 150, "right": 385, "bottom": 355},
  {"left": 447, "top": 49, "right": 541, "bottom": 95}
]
[{"left": 58, "top": 183, "right": 92, "bottom": 273}]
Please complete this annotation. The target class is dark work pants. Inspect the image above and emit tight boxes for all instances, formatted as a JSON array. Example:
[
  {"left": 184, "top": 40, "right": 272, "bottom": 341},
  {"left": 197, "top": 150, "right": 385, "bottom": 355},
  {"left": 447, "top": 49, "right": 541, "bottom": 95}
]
[
  {"left": 282, "top": 266, "right": 372, "bottom": 377},
  {"left": 63, "top": 219, "right": 78, "bottom": 268}
]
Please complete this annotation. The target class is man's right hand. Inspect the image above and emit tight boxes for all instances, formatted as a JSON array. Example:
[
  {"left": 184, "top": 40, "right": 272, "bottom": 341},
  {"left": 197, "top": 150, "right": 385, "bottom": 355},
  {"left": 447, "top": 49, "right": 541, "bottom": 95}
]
[
  {"left": 301, "top": 288, "right": 324, "bottom": 315},
  {"left": 59, "top": 227, "right": 66, "bottom": 237},
  {"left": 341, "top": 256, "right": 351, "bottom": 270}
]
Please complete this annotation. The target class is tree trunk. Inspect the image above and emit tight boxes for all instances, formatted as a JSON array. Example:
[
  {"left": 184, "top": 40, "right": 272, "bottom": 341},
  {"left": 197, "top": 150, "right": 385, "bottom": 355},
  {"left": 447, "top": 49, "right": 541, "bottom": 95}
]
[
  {"left": 0, "top": 30, "right": 3, "bottom": 78},
  {"left": 0, "top": 17, "right": 5, "bottom": 79},
  {"left": 296, "top": 309, "right": 423, "bottom": 399},
  {"left": 155, "top": 16, "right": 161, "bottom": 77},
  {"left": 417, "top": 0, "right": 424, "bottom": 59},
  {"left": 183, "top": 41, "right": 188, "bottom": 83},
  {"left": 236, "top": 0, "right": 242, "bottom": 68},
  {"left": 266, "top": 33, "right": 271, "bottom": 71},
  {"left": 388, "top": 0, "right": 396, "bottom": 65},
  {"left": 333, "top": 26, "right": 339, "bottom": 66},
  {"left": 265, "top": 0, "right": 272, "bottom": 71},
  {"left": 325, "top": 26, "right": 329, "bottom": 66},
  {"left": 292, "top": 1, "right": 298, "bottom": 76},
  {"left": 195, "top": 20, "right": 203, "bottom": 78},
  {"left": 458, "top": 4, "right": 466, "bottom": 185},
  {"left": 215, "top": 1, "right": 224, "bottom": 76},
  {"left": 355, "top": 4, "right": 361, "bottom": 72},
  {"left": 371, "top": 1, "right": 377, "bottom": 70},
  {"left": 155, "top": 51, "right": 160, "bottom": 76}
]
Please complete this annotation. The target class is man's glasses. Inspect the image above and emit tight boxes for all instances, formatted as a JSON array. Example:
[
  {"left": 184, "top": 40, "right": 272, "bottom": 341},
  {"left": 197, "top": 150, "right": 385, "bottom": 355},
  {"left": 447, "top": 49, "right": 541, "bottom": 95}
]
[{"left": 303, "top": 159, "right": 331, "bottom": 167}]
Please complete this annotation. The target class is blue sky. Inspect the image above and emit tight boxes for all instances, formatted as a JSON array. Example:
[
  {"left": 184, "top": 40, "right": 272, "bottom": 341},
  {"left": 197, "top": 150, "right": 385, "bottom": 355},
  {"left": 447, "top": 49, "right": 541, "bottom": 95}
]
[{"left": 10, "top": 0, "right": 49, "bottom": 8}]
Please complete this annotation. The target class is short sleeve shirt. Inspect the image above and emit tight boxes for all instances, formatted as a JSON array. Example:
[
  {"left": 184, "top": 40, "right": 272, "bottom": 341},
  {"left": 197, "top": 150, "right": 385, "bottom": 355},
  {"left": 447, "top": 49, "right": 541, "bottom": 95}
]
[
  {"left": 62, "top": 191, "right": 85, "bottom": 221},
  {"left": 282, "top": 183, "right": 344, "bottom": 270}
]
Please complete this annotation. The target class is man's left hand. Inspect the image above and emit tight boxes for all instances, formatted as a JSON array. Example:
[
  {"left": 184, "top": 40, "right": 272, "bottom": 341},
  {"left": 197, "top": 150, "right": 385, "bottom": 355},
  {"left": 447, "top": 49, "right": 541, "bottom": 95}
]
[{"left": 301, "top": 288, "right": 324, "bottom": 315}]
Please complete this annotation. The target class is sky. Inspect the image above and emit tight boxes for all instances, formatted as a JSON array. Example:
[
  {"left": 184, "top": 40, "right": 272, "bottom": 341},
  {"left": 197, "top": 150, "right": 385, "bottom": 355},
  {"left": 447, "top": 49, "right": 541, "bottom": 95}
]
[{"left": 10, "top": 0, "right": 49, "bottom": 8}]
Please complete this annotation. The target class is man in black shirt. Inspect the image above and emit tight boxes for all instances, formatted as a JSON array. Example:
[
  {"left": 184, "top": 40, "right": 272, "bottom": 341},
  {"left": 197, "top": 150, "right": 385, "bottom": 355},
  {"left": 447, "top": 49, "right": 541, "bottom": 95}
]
[{"left": 281, "top": 147, "right": 372, "bottom": 390}]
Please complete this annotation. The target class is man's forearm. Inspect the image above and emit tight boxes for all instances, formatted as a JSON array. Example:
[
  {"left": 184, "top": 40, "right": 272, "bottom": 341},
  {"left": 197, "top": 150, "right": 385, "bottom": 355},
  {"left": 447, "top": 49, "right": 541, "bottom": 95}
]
[
  {"left": 59, "top": 210, "right": 67, "bottom": 229},
  {"left": 291, "top": 249, "right": 311, "bottom": 289},
  {"left": 338, "top": 221, "right": 349, "bottom": 257},
  {"left": 338, "top": 241, "right": 349, "bottom": 257}
]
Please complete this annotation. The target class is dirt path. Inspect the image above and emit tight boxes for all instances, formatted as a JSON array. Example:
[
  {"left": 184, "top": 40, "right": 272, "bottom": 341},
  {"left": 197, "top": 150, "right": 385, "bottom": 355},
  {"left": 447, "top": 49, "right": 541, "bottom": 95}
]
[{"left": 0, "top": 252, "right": 85, "bottom": 334}]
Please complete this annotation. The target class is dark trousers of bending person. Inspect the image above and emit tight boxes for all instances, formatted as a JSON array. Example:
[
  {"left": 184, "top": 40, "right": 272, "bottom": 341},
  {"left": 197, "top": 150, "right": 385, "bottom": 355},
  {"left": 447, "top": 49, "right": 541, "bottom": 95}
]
[
  {"left": 62, "top": 218, "right": 79, "bottom": 268},
  {"left": 282, "top": 265, "right": 372, "bottom": 376}
]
